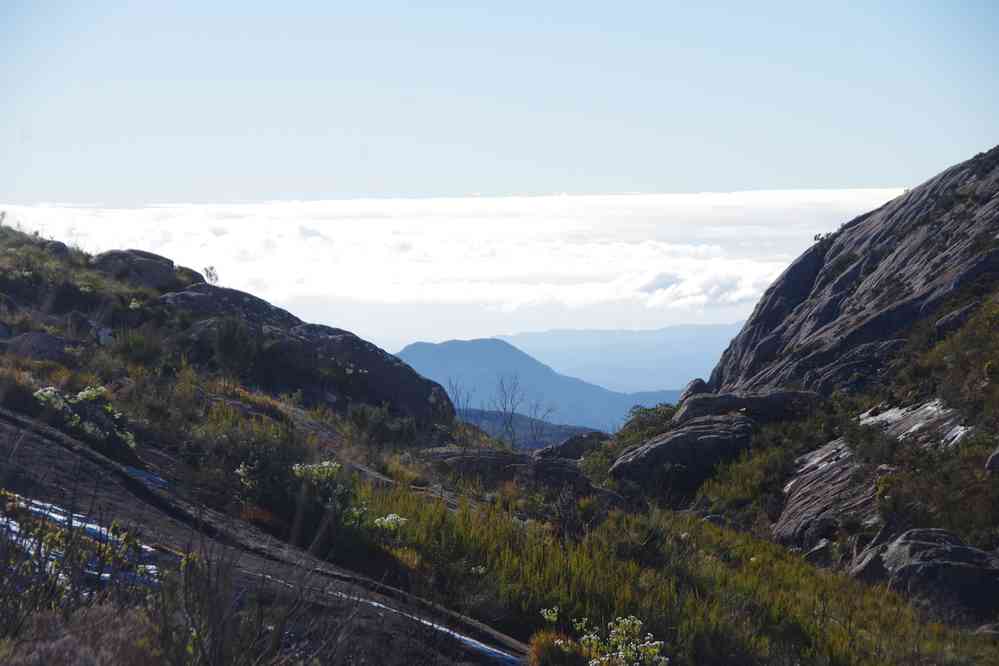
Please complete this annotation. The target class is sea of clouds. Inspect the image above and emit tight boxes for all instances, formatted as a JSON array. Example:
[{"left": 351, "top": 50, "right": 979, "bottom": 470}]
[{"left": 2, "top": 188, "right": 902, "bottom": 351}]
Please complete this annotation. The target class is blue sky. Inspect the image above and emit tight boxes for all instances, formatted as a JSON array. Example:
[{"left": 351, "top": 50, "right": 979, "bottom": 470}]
[
  {"left": 1, "top": 3, "right": 995, "bottom": 349},
  {"left": 3, "top": 2, "right": 996, "bottom": 203}
]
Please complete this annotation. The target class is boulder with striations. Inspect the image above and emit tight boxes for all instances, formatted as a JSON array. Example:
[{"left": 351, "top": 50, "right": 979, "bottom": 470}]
[
  {"left": 708, "top": 145, "right": 999, "bottom": 396},
  {"left": 850, "top": 529, "right": 999, "bottom": 622},
  {"left": 609, "top": 414, "right": 754, "bottom": 494}
]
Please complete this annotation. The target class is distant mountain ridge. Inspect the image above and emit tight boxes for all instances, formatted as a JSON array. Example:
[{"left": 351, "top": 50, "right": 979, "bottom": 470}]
[
  {"left": 396, "top": 338, "right": 680, "bottom": 430},
  {"left": 499, "top": 323, "right": 743, "bottom": 393}
]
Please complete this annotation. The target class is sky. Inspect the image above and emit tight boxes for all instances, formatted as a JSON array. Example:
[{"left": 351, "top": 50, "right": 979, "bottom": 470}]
[
  {"left": 2, "top": 2, "right": 996, "bottom": 202},
  {"left": 1, "top": 3, "right": 995, "bottom": 350}
]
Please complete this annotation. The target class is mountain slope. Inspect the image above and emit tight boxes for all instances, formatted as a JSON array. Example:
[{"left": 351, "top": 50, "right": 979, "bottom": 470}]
[
  {"left": 397, "top": 338, "right": 680, "bottom": 430},
  {"left": 709, "top": 145, "right": 999, "bottom": 395},
  {"left": 500, "top": 323, "right": 743, "bottom": 393}
]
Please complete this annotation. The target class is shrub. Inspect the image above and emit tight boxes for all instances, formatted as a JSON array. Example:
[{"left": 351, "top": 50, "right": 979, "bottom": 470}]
[
  {"left": 529, "top": 629, "right": 587, "bottom": 666},
  {"left": 213, "top": 317, "right": 259, "bottom": 377},
  {"left": 32, "top": 384, "right": 139, "bottom": 464},
  {"left": 112, "top": 325, "right": 164, "bottom": 366}
]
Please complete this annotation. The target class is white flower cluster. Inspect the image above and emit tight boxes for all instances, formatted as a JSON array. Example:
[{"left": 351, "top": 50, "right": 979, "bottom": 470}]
[
  {"left": 541, "top": 609, "right": 669, "bottom": 666},
  {"left": 74, "top": 385, "right": 109, "bottom": 402},
  {"left": 33, "top": 385, "right": 137, "bottom": 450},
  {"left": 235, "top": 462, "right": 256, "bottom": 490},
  {"left": 579, "top": 616, "right": 668, "bottom": 666},
  {"left": 373, "top": 513, "right": 408, "bottom": 531},
  {"left": 34, "top": 386, "right": 69, "bottom": 410}
]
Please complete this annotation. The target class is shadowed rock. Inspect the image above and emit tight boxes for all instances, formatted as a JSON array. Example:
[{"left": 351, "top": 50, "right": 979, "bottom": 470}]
[
  {"left": 672, "top": 389, "right": 820, "bottom": 426},
  {"left": 609, "top": 414, "right": 754, "bottom": 493},
  {"left": 534, "top": 431, "right": 609, "bottom": 460},
  {"left": 987, "top": 446, "right": 999, "bottom": 472},
  {"left": 709, "top": 145, "right": 999, "bottom": 396},
  {"left": 851, "top": 529, "right": 999, "bottom": 622},
  {"left": 677, "top": 378, "right": 709, "bottom": 405},
  {"left": 426, "top": 448, "right": 608, "bottom": 497},
  {"left": 91, "top": 249, "right": 180, "bottom": 291},
  {"left": 0, "top": 332, "right": 76, "bottom": 366}
]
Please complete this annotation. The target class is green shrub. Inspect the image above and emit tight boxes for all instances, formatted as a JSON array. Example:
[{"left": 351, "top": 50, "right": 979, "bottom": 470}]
[
  {"left": 113, "top": 325, "right": 165, "bottom": 365},
  {"left": 353, "top": 483, "right": 998, "bottom": 665},
  {"left": 213, "top": 317, "right": 259, "bottom": 377}
]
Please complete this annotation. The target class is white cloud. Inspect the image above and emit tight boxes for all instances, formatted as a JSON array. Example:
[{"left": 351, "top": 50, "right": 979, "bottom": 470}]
[{"left": 0, "top": 188, "right": 903, "bottom": 350}]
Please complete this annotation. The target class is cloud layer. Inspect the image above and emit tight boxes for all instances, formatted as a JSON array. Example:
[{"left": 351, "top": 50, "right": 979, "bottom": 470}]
[{"left": 2, "top": 188, "right": 902, "bottom": 350}]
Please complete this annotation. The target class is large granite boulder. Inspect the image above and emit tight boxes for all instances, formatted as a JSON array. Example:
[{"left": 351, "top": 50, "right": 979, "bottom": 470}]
[
  {"left": 672, "top": 389, "right": 820, "bottom": 426},
  {"left": 160, "top": 283, "right": 302, "bottom": 329},
  {"left": 772, "top": 439, "right": 881, "bottom": 547},
  {"left": 91, "top": 249, "right": 181, "bottom": 291},
  {"left": 708, "top": 145, "right": 999, "bottom": 396},
  {"left": 609, "top": 414, "right": 754, "bottom": 494},
  {"left": 258, "top": 324, "right": 454, "bottom": 425},
  {"left": 162, "top": 287, "right": 453, "bottom": 426},
  {"left": 534, "top": 431, "right": 609, "bottom": 460},
  {"left": 851, "top": 529, "right": 999, "bottom": 621}
]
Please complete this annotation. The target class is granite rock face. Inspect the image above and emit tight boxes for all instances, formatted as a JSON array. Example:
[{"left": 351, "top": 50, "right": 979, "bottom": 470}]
[
  {"left": 851, "top": 529, "right": 999, "bottom": 621},
  {"left": 91, "top": 249, "right": 182, "bottom": 291},
  {"left": 677, "top": 378, "right": 710, "bottom": 405},
  {"left": 0, "top": 332, "right": 76, "bottom": 366},
  {"left": 609, "top": 414, "right": 754, "bottom": 493},
  {"left": 772, "top": 439, "right": 882, "bottom": 548},
  {"left": 708, "top": 146, "right": 999, "bottom": 395},
  {"left": 160, "top": 285, "right": 453, "bottom": 426}
]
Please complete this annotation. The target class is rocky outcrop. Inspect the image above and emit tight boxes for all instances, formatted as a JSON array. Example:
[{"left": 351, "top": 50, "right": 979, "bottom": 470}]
[
  {"left": 172, "top": 313, "right": 452, "bottom": 425},
  {"left": 91, "top": 249, "right": 184, "bottom": 291},
  {"left": 426, "top": 448, "right": 603, "bottom": 495},
  {"left": 773, "top": 439, "right": 882, "bottom": 547},
  {"left": 44, "top": 240, "right": 70, "bottom": 258},
  {"left": 678, "top": 378, "right": 709, "bottom": 405},
  {"left": 709, "top": 145, "right": 999, "bottom": 396},
  {"left": 987, "top": 446, "right": 999, "bottom": 473},
  {"left": 534, "top": 431, "right": 608, "bottom": 460},
  {"left": 859, "top": 399, "right": 971, "bottom": 449},
  {"left": 851, "top": 529, "right": 999, "bottom": 622},
  {"left": 774, "top": 398, "right": 972, "bottom": 549},
  {"left": 258, "top": 323, "right": 453, "bottom": 425},
  {"left": 161, "top": 283, "right": 301, "bottom": 328},
  {"left": 934, "top": 301, "right": 979, "bottom": 338},
  {"left": 672, "top": 389, "right": 820, "bottom": 426},
  {"left": 609, "top": 415, "right": 754, "bottom": 493},
  {"left": 0, "top": 332, "right": 75, "bottom": 366}
]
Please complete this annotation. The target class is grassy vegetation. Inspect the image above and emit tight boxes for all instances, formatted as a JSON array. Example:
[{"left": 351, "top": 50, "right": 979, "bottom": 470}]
[
  {"left": 4, "top": 222, "right": 999, "bottom": 663},
  {"left": 352, "top": 482, "right": 998, "bottom": 665}
]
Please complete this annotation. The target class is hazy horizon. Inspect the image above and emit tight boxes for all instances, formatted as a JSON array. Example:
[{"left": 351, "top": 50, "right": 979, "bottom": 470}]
[{"left": 4, "top": 186, "right": 901, "bottom": 351}]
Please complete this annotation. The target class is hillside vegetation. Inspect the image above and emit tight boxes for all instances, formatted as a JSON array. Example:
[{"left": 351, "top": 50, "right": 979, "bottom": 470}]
[{"left": 0, "top": 145, "right": 999, "bottom": 666}]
